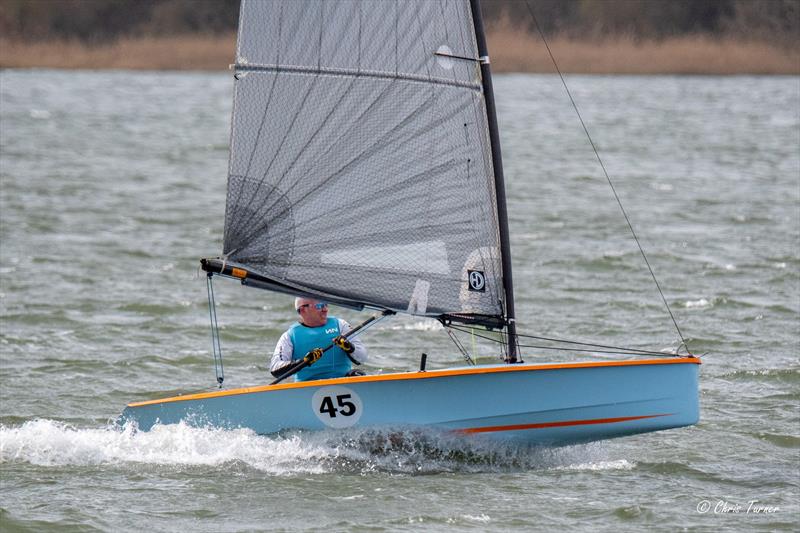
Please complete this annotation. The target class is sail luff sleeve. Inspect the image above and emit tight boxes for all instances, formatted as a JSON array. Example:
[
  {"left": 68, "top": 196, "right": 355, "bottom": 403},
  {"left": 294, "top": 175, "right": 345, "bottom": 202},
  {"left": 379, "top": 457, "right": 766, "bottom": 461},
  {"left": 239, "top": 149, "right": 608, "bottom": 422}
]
[
  {"left": 469, "top": 0, "right": 518, "bottom": 360},
  {"left": 222, "top": 0, "right": 506, "bottom": 323}
]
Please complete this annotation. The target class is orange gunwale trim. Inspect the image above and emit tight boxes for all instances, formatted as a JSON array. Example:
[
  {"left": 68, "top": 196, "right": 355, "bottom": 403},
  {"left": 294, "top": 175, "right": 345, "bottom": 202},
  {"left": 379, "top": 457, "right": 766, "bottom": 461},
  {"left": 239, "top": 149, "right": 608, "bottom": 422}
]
[
  {"left": 127, "top": 356, "right": 700, "bottom": 408},
  {"left": 457, "top": 413, "right": 673, "bottom": 434}
]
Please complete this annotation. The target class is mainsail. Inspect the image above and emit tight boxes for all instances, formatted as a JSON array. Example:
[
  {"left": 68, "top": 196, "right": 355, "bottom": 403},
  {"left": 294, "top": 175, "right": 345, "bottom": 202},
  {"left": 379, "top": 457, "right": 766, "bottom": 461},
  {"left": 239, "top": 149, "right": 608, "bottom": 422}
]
[{"left": 214, "top": 0, "right": 509, "bottom": 327}]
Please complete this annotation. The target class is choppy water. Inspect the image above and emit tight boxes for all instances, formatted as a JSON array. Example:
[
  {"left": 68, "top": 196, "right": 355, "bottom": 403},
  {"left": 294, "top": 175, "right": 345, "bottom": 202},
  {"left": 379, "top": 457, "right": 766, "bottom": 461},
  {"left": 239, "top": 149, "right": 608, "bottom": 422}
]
[{"left": 1, "top": 70, "right": 798, "bottom": 532}]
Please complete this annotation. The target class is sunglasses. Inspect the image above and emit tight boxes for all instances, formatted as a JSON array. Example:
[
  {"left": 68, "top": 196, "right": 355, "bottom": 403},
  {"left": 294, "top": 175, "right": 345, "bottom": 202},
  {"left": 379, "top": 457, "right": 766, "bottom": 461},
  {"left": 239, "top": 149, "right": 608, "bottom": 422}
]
[{"left": 298, "top": 302, "right": 328, "bottom": 311}]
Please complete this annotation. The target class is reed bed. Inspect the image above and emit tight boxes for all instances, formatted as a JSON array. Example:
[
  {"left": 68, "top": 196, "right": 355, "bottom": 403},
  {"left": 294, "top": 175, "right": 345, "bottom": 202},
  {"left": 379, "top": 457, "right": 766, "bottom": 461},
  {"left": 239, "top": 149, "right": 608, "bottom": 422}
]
[
  {"left": 0, "top": 30, "right": 797, "bottom": 74},
  {"left": 0, "top": 34, "right": 237, "bottom": 71},
  {"left": 487, "top": 25, "right": 799, "bottom": 75}
]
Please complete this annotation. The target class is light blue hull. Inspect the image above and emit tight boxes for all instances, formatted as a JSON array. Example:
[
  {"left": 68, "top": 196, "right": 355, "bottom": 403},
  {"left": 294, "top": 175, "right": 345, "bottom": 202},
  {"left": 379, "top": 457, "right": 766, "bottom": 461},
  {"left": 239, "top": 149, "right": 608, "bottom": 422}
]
[{"left": 121, "top": 359, "right": 700, "bottom": 446}]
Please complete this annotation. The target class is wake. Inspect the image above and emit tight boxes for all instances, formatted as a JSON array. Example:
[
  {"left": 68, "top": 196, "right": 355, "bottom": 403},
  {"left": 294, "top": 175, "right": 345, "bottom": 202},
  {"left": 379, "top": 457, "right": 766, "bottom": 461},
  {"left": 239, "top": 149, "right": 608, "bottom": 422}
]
[{"left": 0, "top": 419, "right": 632, "bottom": 475}]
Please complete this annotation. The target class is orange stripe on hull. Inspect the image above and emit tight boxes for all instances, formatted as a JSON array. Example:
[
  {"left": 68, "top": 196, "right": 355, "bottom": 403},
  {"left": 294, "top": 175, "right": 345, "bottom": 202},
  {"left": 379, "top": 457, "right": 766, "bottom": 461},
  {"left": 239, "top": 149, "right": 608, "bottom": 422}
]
[
  {"left": 457, "top": 413, "right": 673, "bottom": 434},
  {"left": 128, "top": 357, "right": 700, "bottom": 408}
]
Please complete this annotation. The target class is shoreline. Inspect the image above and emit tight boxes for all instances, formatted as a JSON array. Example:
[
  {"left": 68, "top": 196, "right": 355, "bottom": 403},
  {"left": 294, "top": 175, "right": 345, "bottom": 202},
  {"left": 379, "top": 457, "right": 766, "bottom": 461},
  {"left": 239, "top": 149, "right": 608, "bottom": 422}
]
[{"left": 1, "top": 32, "right": 797, "bottom": 75}]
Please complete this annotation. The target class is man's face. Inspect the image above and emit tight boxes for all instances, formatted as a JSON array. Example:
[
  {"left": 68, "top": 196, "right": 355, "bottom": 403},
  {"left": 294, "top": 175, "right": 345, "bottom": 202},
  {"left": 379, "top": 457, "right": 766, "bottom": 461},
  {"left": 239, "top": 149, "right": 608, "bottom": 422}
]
[{"left": 297, "top": 299, "right": 328, "bottom": 327}]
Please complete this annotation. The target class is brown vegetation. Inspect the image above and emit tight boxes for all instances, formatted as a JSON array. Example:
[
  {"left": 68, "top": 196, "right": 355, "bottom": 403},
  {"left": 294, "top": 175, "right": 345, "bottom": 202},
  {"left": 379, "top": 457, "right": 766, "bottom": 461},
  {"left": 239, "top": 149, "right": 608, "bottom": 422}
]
[
  {"left": 486, "top": 23, "right": 800, "bottom": 75},
  {"left": 0, "top": 34, "right": 237, "bottom": 71},
  {"left": 1, "top": 29, "right": 797, "bottom": 74},
  {"left": 0, "top": 0, "right": 796, "bottom": 74}
]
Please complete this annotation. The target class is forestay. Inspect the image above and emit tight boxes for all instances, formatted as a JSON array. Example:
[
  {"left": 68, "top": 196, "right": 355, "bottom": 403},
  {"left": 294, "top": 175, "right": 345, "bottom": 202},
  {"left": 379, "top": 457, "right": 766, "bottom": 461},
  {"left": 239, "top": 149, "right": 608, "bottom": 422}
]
[{"left": 222, "top": 0, "right": 506, "bottom": 326}]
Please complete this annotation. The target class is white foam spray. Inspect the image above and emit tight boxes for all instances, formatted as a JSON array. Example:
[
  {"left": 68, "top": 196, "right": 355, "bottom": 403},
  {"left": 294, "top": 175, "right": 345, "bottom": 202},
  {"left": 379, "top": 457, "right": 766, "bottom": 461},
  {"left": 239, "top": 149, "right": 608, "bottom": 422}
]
[{"left": 0, "top": 419, "right": 628, "bottom": 475}]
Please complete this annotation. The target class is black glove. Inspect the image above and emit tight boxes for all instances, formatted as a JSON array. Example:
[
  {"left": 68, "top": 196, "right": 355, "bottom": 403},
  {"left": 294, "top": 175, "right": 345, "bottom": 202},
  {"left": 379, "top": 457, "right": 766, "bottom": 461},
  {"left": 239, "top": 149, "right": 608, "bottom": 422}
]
[
  {"left": 303, "top": 348, "right": 323, "bottom": 365},
  {"left": 333, "top": 335, "right": 354, "bottom": 354}
]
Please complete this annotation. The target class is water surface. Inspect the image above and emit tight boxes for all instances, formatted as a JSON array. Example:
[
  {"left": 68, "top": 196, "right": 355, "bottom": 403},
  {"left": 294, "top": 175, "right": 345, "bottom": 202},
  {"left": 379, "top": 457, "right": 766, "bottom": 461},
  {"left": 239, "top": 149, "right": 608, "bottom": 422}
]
[{"left": 1, "top": 70, "right": 798, "bottom": 531}]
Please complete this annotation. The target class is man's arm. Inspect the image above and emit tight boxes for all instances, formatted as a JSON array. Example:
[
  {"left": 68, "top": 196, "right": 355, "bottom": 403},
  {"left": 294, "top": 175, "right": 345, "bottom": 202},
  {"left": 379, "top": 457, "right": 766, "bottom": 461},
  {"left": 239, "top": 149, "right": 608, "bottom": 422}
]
[
  {"left": 270, "top": 332, "right": 295, "bottom": 377},
  {"left": 338, "top": 319, "right": 368, "bottom": 364}
]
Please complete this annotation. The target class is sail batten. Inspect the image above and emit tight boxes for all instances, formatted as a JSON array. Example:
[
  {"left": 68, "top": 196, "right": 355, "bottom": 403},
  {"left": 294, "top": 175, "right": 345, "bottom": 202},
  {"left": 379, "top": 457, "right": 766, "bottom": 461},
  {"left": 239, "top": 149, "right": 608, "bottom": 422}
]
[
  {"left": 234, "top": 64, "right": 483, "bottom": 91},
  {"left": 222, "top": 0, "right": 507, "bottom": 324}
]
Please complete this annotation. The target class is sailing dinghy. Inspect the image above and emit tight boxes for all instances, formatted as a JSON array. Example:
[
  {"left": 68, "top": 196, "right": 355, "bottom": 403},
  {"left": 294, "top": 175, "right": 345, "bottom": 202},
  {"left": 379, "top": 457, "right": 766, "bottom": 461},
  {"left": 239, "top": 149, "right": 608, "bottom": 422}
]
[{"left": 121, "top": 0, "right": 699, "bottom": 446}]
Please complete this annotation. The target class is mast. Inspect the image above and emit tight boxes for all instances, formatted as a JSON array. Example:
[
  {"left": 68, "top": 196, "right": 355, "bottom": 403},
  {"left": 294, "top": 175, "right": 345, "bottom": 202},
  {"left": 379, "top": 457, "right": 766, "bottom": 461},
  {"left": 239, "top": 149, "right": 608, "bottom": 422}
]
[{"left": 469, "top": 0, "right": 518, "bottom": 363}]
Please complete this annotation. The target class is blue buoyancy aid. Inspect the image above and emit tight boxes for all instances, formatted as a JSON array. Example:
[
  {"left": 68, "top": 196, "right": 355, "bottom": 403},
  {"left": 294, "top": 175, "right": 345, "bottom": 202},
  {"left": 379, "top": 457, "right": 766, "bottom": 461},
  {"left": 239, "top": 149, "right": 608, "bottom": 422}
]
[{"left": 288, "top": 317, "right": 351, "bottom": 381}]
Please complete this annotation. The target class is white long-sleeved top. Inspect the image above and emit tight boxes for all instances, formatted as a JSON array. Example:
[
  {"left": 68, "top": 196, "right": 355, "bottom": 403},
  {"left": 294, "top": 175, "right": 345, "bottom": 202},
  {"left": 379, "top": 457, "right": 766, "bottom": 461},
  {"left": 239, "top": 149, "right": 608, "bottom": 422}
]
[{"left": 270, "top": 318, "right": 367, "bottom": 375}]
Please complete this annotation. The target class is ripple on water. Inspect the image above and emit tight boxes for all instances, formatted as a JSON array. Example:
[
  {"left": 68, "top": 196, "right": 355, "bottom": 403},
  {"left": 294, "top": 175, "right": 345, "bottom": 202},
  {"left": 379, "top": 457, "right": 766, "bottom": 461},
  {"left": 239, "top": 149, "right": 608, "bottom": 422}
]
[
  {"left": 2, "top": 71, "right": 799, "bottom": 531},
  {"left": 721, "top": 367, "right": 800, "bottom": 385},
  {"left": 753, "top": 433, "right": 800, "bottom": 449}
]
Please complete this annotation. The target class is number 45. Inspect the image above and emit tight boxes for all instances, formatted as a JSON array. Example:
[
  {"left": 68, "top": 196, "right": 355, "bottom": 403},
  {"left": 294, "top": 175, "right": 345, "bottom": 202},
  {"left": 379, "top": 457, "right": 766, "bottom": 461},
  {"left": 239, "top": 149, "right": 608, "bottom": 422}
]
[{"left": 319, "top": 394, "right": 356, "bottom": 418}]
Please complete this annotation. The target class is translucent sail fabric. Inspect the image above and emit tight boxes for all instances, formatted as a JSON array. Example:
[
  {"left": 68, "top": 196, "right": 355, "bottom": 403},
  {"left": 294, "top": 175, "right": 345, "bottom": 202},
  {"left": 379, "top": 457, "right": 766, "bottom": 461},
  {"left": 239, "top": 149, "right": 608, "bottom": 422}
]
[{"left": 223, "top": 0, "right": 505, "bottom": 322}]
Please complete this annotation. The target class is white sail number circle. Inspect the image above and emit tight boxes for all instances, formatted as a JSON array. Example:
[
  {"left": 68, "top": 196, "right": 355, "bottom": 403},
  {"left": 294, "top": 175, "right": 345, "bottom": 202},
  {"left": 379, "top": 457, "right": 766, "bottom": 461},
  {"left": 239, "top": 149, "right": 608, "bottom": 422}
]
[{"left": 311, "top": 386, "right": 363, "bottom": 428}]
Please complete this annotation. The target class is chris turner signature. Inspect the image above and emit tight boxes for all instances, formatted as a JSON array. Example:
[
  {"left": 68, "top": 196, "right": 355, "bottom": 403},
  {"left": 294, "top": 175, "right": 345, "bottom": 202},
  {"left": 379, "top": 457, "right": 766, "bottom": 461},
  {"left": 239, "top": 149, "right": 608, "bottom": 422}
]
[{"left": 696, "top": 500, "right": 780, "bottom": 514}]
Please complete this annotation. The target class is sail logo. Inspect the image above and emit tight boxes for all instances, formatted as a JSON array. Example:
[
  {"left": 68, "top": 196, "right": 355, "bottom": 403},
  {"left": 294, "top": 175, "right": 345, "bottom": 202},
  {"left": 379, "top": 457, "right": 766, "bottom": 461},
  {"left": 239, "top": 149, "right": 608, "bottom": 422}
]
[{"left": 468, "top": 270, "right": 486, "bottom": 292}]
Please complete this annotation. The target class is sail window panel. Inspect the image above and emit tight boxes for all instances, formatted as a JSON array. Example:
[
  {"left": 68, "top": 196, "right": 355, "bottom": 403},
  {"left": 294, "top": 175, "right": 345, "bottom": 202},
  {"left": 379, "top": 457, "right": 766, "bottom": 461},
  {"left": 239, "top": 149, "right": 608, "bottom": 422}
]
[{"left": 321, "top": 242, "right": 450, "bottom": 275}]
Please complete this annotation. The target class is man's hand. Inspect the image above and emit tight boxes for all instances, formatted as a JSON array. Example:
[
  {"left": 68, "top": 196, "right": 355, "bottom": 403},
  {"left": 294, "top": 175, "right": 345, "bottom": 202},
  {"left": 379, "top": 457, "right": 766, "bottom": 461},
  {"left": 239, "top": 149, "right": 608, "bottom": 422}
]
[
  {"left": 333, "top": 335, "right": 354, "bottom": 354},
  {"left": 303, "top": 348, "right": 323, "bottom": 365}
]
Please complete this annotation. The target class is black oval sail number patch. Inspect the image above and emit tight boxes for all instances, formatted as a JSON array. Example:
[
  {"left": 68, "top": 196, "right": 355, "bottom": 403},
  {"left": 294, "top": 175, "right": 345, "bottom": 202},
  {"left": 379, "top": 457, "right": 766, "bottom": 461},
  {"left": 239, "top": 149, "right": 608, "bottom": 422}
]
[
  {"left": 319, "top": 394, "right": 356, "bottom": 418},
  {"left": 468, "top": 270, "right": 486, "bottom": 292}
]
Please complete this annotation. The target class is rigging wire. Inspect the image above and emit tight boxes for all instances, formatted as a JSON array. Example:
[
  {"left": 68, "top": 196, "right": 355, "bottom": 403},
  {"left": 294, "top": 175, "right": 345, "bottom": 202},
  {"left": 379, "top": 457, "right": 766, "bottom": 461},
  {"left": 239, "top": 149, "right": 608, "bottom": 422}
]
[
  {"left": 446, "top": 324, "right": 682, "bottom": 358},
  {"left": 511, "top": 330, "right": 688, "bottom": 356},
  {"left": 522, "top": 0, "right": 691, "bottom": 355},
  {"left": 206, "top": 274, "right": 225, "bottom": 388},
  {"left": 445, "top": 325, "right": 476, "bottom": 365}
]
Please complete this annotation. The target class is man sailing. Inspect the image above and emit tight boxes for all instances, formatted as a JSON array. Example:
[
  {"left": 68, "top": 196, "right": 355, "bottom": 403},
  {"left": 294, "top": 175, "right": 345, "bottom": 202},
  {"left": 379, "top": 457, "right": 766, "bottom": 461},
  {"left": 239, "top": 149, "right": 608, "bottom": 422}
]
[{"left": 270, "top": 298, "right": 367, "bottom": 381}]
